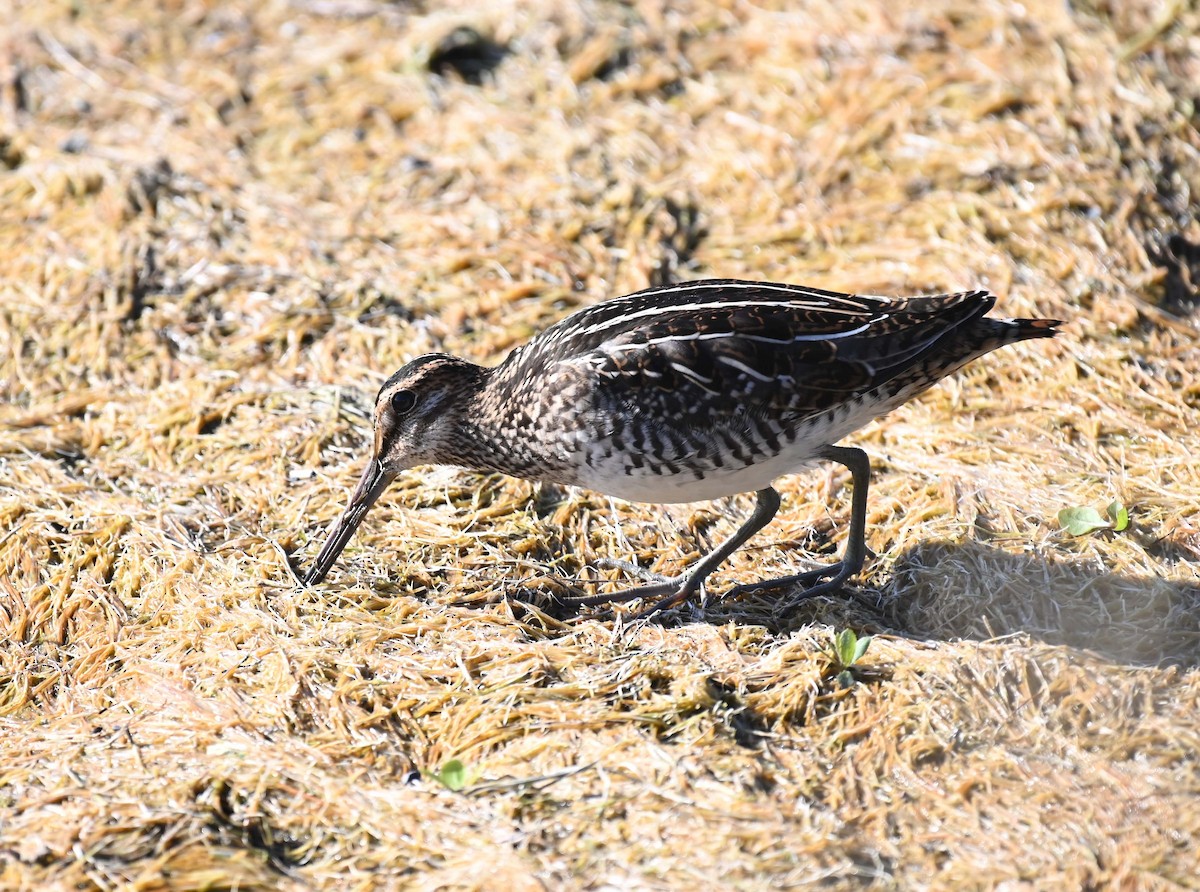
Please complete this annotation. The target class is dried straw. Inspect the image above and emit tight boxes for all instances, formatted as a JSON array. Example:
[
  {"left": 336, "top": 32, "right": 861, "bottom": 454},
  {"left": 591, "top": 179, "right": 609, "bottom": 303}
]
[{"left": 2, "top": 0, "right": 1197, "bottom": 888}]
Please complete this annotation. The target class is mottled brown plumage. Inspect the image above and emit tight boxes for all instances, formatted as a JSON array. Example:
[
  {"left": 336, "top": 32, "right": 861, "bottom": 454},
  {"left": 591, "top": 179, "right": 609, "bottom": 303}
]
[{"left": 304, "top": 279, "right": 1059, "bottom": 615}]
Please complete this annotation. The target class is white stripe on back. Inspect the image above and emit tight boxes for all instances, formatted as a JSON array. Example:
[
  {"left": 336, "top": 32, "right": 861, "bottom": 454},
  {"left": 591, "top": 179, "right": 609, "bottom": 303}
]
[
  {"left": 715, "top": 355, "right": 773, "bottom": 381},
  {"left": 597, "top": 321, "right": 874, "bottom": 354},
  {"left": 571, "top": 299, "right": 884, "bottom": 343}
]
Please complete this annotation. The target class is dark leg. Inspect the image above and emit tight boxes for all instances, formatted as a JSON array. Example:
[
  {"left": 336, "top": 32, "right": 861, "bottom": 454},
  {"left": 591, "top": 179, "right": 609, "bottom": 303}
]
[
  {"left": 724, "top": 445, "right": 870, "bottom": 603},
  {"left": 563, "top": 487, "right": 782, "bottom": 614},
  {"left": 566, "top": 445, "right": 871, "bottom": 618}
]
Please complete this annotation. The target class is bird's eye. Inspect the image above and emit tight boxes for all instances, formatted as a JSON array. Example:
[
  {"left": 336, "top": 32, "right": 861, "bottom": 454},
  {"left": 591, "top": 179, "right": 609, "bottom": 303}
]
[{"left": 390, "top": 389, "right": 417, "bottom": 415}]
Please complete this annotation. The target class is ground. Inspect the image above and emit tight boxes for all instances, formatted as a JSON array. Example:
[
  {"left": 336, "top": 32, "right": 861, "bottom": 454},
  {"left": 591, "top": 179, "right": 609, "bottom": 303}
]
[{"left": 1, "top": 0, "right": 1198, "bottom": 889}]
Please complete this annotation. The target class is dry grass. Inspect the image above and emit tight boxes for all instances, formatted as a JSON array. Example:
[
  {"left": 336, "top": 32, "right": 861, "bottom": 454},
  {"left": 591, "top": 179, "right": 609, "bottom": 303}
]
[{"left": 2, "top": 0, "right": 1199, "bottom": 888}]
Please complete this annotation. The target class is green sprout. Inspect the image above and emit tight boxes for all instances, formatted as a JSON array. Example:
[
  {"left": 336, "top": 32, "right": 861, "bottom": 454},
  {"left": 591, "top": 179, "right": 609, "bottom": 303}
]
[
  {"left": 829, "top": 628, "right": 873, "bottom": 689},
  {"left": 1058, "top": 500, "right": 1130, "bottom": 536},
  {"left": 429, "top": 759, "right": 479, "bottom": 792}
]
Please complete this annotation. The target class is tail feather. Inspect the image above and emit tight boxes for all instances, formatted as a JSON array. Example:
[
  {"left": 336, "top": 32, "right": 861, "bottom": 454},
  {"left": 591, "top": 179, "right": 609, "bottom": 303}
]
[
  {"left": 995, "top": 317, "right": 1062, "bottom": 342},
  {"left": 908, "top": 313, "right": 1061, "bottom": 389}
]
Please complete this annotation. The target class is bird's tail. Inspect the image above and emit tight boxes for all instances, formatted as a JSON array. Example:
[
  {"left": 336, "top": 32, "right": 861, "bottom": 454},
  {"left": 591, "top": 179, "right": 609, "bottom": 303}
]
[
  {"left": 985, "top": 316, "right": 1062, "bottom": 345},
  {"left": 920, "top": 314, "right": 1061, "bottom": 387}
]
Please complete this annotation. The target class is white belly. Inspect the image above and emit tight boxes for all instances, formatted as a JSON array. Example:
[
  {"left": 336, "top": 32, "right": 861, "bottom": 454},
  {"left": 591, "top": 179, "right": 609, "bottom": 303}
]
[
  {"left": 564, "top": 403, "right": 874, "bottom": 503},
  {"left": 572, "top": 448, "right": 823, "bottom": 502}
]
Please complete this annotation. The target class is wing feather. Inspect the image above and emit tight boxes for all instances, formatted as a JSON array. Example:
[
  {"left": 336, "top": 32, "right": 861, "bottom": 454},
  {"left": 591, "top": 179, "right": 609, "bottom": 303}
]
[
  {"left": 489, "top": 280, "right": 996, "bottom": 434},
  {"left": 552, "top": 285, "right": 993, "bottom": 424}
]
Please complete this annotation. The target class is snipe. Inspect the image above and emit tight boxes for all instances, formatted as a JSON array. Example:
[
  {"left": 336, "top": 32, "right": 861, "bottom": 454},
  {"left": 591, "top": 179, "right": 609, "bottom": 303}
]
[{"left": 303, "top": 279, "right": 1059, "bottom": 616}]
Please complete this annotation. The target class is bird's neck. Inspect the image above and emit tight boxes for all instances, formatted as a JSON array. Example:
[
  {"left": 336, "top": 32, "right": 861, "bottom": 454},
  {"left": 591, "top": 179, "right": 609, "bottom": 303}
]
[{"left": 444, "top": 364, "right": 562, "bottom": 479}]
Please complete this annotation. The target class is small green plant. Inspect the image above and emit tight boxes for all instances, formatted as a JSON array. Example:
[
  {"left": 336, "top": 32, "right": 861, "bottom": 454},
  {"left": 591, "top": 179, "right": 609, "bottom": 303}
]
[
  {"left": 830, "top": 627, "right": 873, "bottom": 689},
  {"left": 429, "top": 759, "right": 478, "bottom": 792},
  {"left": 1058, "top": 500, "right": 1130, "bottom": 536}
]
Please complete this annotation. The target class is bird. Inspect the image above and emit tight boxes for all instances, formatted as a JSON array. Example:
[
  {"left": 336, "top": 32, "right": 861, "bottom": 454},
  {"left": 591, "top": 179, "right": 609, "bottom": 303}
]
[{"left": 301, "top": 278, "right": 1059, "bottom": 616}]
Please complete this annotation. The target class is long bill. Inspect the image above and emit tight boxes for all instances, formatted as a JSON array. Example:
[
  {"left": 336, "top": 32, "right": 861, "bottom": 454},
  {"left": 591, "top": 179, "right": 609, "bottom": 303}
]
[{"left": 303, "top": 459, "right": 395, "bottom": 585}]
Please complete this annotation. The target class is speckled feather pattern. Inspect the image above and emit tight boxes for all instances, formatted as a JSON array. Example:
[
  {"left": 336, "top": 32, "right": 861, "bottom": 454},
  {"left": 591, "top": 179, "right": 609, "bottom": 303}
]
[
  {"left": 373, "top": 280, "right": 1056, "bottom": 503},
  {"left": 303, "top": 279, "right": 1059, "bottom": 587}
]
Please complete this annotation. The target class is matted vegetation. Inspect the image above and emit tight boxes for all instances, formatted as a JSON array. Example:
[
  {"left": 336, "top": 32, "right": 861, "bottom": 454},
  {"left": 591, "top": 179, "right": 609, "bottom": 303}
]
[{"left": 2, "top": 0, "right": 1198, "bottom": 888}]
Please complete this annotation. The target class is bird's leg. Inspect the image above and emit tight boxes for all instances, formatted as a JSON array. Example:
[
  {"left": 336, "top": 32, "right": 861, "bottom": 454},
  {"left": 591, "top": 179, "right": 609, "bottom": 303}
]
[
  {"left": 565, "top": 446, "right": 872, "bottom": 618},
  {"left": 723, "top": 445, "right": 870, "bottom": 604},
  {"left": 563, "top": 487, "right": 782, "bottom": 612}
]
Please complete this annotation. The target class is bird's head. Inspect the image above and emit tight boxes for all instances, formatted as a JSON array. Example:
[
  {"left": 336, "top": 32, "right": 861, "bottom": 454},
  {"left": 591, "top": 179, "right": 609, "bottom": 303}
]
[{"left": 303, "top": 353, "right": 486, "bottom": 584}]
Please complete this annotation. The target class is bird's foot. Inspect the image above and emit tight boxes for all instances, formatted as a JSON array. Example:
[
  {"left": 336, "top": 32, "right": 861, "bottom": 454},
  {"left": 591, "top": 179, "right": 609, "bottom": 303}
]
[
  {"left": 724, "top": 561, "right": 852, "bottom": 604},
  {"left": 556, "top": 564, "right": 701, "bottom": 618},
  {"left": 562, "top": 560, "right": 858, "bottom": 619},
  {"left": 625, "top": 560, "right": 857, "bottom": 619}
]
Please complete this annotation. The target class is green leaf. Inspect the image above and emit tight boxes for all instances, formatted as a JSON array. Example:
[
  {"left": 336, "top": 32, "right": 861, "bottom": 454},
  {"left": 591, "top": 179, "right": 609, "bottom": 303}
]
[
  {"left": 1106, "top": 500, "right": 1130, "bottom": 532},
  {"left": 436, "top": 759, "right": 469, "bottom": 791},
  {"left": 836, "top": 669, "right": 856, "bottom": 689},
  {"left": 1058, "top": 506, "right": 1111, "bottom": 536},
  {"left": 852, "top": 634, "right": 872, "bottom": 664},
  {"left": 835, "top": 628, "right": 857, "bottom": 666}
]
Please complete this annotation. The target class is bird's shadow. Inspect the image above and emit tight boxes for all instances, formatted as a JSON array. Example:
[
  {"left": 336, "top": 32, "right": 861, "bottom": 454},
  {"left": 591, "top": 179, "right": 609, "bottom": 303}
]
[
  {"left": 524, "top": 538, "right": 1200, "bottom": 670},
  {"left": 877, "top": 539, "right": 1200, "bottom": 669}
]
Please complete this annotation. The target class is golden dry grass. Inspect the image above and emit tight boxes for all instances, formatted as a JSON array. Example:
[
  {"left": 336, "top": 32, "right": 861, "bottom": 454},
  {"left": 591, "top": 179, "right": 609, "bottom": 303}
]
[{"left": 2, "top": 0, "right": 1199, "bottom": 888}]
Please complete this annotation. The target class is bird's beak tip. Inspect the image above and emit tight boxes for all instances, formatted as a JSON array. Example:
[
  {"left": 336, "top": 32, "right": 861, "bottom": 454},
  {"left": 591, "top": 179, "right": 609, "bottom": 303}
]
[{"left": 303, "top": 459, "right": 395, "bottom": 584}]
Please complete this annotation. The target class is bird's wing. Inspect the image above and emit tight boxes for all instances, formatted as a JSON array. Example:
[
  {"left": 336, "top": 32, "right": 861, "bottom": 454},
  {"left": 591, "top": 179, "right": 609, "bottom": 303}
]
[{"left": 553, "top": 283, "right": 993, "bottom": 424}]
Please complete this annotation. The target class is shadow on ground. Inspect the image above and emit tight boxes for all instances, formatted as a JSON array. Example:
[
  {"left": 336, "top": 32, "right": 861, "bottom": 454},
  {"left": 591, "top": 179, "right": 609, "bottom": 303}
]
[
  {"left": 875, "top": 539, "right": 1200, "bottom": 669},
  {"left": 681, "top": 539, "right": 1200, "bottom": 669},
  {"left": 508, "top": 533, "right": 1198, "bottom": 670}
]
